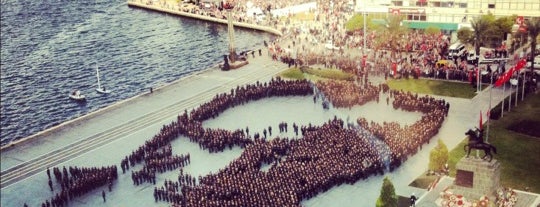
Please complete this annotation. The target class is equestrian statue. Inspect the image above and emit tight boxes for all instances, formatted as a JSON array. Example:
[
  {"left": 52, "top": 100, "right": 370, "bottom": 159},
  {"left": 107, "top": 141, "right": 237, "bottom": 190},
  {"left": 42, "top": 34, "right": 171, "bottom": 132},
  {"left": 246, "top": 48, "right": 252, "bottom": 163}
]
[{"left": 464, "top": 128, "right": 497, "bottom": 162}]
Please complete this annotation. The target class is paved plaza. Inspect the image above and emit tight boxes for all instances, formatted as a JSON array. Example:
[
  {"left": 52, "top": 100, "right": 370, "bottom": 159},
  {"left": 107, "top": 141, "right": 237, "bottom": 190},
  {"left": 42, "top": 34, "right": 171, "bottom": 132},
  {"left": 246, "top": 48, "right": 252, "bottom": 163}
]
[{"left": 1, "top": 52, "right": 539, "bottom": 207}]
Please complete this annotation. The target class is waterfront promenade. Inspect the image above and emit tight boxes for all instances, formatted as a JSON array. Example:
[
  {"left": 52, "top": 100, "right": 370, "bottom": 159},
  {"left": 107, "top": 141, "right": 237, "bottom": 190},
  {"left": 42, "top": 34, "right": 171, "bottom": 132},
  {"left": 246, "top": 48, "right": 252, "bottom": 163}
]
[{"left": 126, "top": 0, "right": 283, "bottom": 36}]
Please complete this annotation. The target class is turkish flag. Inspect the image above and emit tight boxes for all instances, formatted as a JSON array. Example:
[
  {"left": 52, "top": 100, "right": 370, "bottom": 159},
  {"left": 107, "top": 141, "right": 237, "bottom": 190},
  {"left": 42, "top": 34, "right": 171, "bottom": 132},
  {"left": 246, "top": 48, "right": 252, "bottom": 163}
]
[
  {"left": 479, "top": 111, "right": 483, "bottom": 130},
  {"left": 495, "top": 67, "right": 513, "bottom": 87}
]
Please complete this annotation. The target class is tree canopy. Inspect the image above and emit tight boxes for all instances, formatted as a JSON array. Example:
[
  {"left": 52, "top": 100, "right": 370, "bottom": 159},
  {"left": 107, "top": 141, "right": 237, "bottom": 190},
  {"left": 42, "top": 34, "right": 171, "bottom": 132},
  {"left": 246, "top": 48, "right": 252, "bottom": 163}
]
[
  {"left": 429, "top": 139, "right": 449, "bottom": 171},
  {"left": 525, "top": 17, "right": 540, "bottom": 72},
  {"left": 458, "top": 14, "right": 516, "bottom": 51},
  {"left": 344, "top": 13, "right": 376, "bottom": 32},
  {"left": 376, "top": 176, "right": 398, "bottom": 207}
]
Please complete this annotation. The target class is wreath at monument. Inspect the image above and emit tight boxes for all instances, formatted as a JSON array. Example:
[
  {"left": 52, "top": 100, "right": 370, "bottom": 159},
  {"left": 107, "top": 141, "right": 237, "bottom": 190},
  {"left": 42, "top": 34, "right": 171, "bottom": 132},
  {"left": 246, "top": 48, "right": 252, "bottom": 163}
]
[
  {"left": 496, "top": 187, "right": 518, "bottom": 207},
  {"left": 440, "top": 189, "right": 470, "bottom": 207},
  {"left": 439, "top": 189, "right": 492, "bottom": 207}
]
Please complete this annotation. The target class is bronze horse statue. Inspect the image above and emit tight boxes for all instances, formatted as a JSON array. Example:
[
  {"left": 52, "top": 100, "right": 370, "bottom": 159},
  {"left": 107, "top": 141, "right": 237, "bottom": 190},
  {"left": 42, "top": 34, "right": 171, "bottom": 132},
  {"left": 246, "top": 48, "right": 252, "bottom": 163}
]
[{"left": 464, "top": 128, "right": 497, "bottom": 162}]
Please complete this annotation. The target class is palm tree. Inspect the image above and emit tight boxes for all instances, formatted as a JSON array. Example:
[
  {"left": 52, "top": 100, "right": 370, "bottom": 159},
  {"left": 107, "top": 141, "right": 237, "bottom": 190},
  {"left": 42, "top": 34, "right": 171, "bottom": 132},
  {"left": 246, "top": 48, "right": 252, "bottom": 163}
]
[
  {"left": 471, "top": 18, "right": 490, "bottom": 64},
  {"left": 526, "top": 17, "right": 540, "bottom": 72}
]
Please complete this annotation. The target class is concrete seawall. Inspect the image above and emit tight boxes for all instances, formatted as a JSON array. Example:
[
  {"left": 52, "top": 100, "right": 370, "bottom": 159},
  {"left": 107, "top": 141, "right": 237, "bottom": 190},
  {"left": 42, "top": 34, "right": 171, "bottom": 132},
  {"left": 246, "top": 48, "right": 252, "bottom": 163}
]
[{"left": 127, "top": 1, "right": 283, "bottom": 36}]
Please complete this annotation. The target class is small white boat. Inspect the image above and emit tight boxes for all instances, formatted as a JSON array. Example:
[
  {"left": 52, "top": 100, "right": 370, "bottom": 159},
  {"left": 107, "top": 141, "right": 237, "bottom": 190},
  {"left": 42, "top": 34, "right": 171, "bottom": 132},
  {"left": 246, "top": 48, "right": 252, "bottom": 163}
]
[
  {"left": 96, "top": 66, "right": 111, "bottom": 94},
  {"left": 69, "top": 90, "right": 86, "bottom": 101}
]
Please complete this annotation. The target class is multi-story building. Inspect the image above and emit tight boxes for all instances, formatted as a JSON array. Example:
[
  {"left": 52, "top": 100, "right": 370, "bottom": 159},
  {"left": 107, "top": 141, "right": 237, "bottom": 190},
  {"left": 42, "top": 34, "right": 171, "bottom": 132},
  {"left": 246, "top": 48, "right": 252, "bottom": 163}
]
[{"left": 356, "top": 0, "right": 540, "bottom": 32}]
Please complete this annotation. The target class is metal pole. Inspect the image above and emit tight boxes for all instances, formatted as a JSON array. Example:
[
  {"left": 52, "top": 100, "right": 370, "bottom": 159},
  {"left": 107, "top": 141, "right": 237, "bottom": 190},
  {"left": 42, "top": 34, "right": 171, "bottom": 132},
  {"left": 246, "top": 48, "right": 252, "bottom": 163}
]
[
  {"left": 477, "top": 67, "right": 480, "bottom": 93},
  {"left": 501, "top": 83, "right": 505, "bottom": 117},
  {"left": 486, "top": 74, "right": 492, "bottom": 143},
  {"left": 515, "top": 73, "right": 519, "bottom": 107},
  {"left": 522, "top": 72, "right": 526, "bottom": 100},
  {"left": 363, "top": 10, "right": 367, "bottom": 55},
  {"left": 508, "top": 81, "right": 512, "bottom": 111}
]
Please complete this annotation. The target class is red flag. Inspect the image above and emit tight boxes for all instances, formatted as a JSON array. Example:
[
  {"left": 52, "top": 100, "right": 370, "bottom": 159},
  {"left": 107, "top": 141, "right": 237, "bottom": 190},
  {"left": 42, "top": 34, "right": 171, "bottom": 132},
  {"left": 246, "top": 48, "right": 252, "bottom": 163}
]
[
  {"left": 479, "top": 110, "right": 483, "bottom": 130},
  {"left": 495, "top": 67, "right": 514, "bottom": 87},
  {"left": 392, "top": 63, "right": 397, "bottom": 77}
]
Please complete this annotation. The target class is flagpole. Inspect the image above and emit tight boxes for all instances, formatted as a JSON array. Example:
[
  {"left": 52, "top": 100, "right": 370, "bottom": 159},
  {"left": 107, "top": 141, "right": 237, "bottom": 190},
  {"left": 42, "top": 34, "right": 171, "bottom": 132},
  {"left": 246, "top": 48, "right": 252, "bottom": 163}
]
[
  {"left": 522, "top": 72, "right": 526, "bottom": 100},
  {"left": 508, "top": 78, "right": 512, "bottom": 111},
  {"left": 476, "top": 66, "right": 480, "bottom": 93},
  {"left": 486, "top": 74, "right": 492, "bottom": 143},
  {"left": 501, "top": 82, "right": 505, "bottom": 118}
]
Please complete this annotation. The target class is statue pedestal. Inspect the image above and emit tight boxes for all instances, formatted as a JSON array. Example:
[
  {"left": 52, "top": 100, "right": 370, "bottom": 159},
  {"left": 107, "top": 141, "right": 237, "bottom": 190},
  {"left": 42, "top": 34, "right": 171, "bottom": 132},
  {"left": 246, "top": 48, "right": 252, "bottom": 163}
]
[
  {"left": 450, "top": 157, "right": 501, "bottom": 200},
  {"left": 220, "top": 60, "right": 248, "bottom": 71}
]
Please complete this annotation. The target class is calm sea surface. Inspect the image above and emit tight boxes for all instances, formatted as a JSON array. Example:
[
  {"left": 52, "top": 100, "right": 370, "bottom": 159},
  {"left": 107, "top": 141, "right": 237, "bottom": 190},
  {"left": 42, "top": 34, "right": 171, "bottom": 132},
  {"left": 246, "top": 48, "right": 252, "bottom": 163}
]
[{"left": 0, "top": 0, "right": 274, "bottom": 145}]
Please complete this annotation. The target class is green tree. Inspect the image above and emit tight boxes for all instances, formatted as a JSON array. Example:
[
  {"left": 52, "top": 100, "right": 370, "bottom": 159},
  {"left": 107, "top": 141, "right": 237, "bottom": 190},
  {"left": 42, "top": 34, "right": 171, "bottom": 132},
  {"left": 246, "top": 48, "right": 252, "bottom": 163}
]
[
  {"left": 373, "top": 14, "right": 408, "bottom": 52},
  {"left": 457, "top": 27, "right": 475, "bottom": 45},
  {"left": 344, "top": 14, "right": 374, "bottom": 32},
  {"left": 494, "top": 15, "right": 517, "bottom": 41},
  {"left": 471, "top": 17, "right": 491, "bottom": 59},
  {"left": 376, "top": 176, "right": 398, "bottom": 207},
  {"left": 425, "top": 26, "right": 441, "bottom": 35},
  {"left": 429, "top": 139, "right": 449, "bottom": 171},
  {"left": 526, "top": 17, "right": 540, "bottom": 72}
]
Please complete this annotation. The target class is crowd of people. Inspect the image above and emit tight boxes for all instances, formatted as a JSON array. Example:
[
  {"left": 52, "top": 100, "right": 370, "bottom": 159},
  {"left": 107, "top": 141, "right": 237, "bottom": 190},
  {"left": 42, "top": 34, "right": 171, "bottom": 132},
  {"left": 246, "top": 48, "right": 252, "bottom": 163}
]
[
  {"left": 31, "top": 74, "right": 449, "bottom": 206},
  {"left": 358, "top": 89, "right": 448, "bottom": 170},
  {"left": 179, "top": 117, "right": 385, "bottom": 206},
  {"left": 39, "top": 166, "right": 118, "bottom": 207},
  {"left": 117, "top": 78, "right": 443, "bottom": 206},
  {"left": 315, "top": 80, "right": 381, "bottom": 108}
]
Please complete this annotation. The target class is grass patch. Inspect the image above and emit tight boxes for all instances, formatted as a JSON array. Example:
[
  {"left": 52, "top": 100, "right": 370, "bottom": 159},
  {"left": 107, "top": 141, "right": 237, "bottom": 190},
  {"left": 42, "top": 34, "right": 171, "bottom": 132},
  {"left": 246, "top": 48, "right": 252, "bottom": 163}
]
[
  {"left": 507, "top": 120, "right": 540, "bottom": 137},
  {"left": 409, "top": 174, "right": 438, "bottom": 189},
  {"left": 278, "top": 67, "right": 355, "bottom": 81},
  {"left": 279, "top": 67, "right": 305, "bottom": 80},
  {"left": 387, "top": 79, "right": 488, "bottom": 99},
  {"left": 304, "top": 68, "right": 355, "bottom": 81},
  {"left": 447, "top": 93, "right": 540, "bottom": 193}
]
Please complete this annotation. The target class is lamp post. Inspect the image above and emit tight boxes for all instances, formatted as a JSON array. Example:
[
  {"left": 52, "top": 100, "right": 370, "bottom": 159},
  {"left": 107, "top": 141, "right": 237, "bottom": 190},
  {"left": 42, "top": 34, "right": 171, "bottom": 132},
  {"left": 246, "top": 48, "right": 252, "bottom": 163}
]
[{"left": 363, "top": 9, "right": 367, "bottom": 55}]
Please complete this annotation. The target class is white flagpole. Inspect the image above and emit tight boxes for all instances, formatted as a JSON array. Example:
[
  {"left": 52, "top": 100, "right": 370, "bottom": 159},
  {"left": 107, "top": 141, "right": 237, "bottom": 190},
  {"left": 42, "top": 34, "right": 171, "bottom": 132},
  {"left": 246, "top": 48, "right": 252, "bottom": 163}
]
[
  {"left": 477, "top": 67, "right": 480, "bottom": 93},
  {"left": 501, "top": 83, "right": 505, "bottom": 118},
  {"left": 486, "top": 74, "right": 493, "bottom": 143},
  {"left": 508, "top": 78, "right": 512, "bottom": 111},
  {"left": 522, "top": 72, "right": 526, "bottom": 100}
]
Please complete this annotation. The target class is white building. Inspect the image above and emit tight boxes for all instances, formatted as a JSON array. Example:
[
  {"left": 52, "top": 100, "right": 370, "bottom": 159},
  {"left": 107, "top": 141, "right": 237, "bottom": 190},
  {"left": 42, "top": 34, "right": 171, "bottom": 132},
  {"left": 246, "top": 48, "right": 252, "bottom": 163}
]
[{"left": 355, "top": 0, "right": 540, "bottom": 32}]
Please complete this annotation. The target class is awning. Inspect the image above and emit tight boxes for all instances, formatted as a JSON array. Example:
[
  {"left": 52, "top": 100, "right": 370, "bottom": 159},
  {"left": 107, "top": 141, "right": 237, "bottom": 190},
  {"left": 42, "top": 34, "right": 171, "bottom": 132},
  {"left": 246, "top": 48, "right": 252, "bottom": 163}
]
[{"left": 404, "top": 21, "right": 458, "bottom": 31}]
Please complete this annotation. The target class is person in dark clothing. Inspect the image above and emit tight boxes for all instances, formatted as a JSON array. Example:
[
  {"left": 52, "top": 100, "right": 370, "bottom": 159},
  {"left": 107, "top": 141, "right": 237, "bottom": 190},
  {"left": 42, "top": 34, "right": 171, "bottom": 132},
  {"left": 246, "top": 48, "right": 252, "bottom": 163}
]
[
  {"left": 48, "top": 179, "right": 53, "bottom": 191},
  {"left": 410, "top": 193, "right": 417, "bottom": 207},
  {"left": 102, "top": 190, "right": 106, "bottom": 202}
]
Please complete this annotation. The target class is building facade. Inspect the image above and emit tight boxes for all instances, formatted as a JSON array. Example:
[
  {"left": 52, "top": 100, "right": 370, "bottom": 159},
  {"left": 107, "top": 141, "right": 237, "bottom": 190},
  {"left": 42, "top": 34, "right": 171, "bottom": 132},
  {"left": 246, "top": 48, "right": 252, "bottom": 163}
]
[{"left": 356, "top": 0, "right": 540, "bottom": 31}]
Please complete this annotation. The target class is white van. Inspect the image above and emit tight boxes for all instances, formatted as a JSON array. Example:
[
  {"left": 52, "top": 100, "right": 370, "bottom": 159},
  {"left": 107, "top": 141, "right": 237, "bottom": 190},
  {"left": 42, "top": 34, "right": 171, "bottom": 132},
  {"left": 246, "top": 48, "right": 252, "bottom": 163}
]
[
  {"left": 526, "top": 56, "right": 540, "bottom": 70},
  {"left": 448, "top": 43, "right": 467, "bottom": 58}
]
